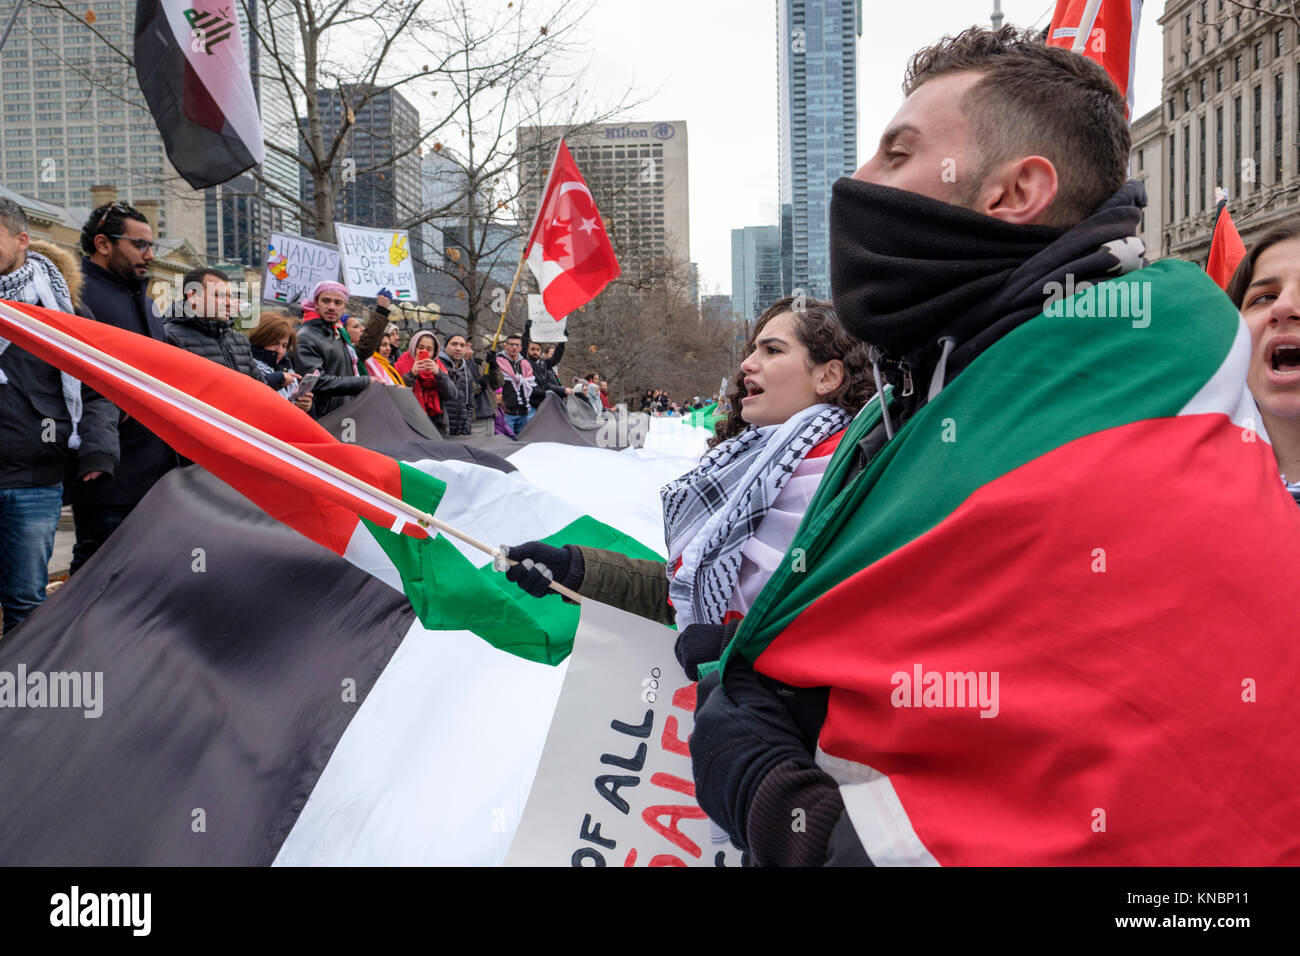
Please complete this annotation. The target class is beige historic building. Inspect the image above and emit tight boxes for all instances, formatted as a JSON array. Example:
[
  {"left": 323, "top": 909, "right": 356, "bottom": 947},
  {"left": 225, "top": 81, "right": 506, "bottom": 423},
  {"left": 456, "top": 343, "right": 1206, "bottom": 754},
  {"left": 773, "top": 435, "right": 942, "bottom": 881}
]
[{"left": 1134, "top": 1, "right": 1300, "bottom": 264}]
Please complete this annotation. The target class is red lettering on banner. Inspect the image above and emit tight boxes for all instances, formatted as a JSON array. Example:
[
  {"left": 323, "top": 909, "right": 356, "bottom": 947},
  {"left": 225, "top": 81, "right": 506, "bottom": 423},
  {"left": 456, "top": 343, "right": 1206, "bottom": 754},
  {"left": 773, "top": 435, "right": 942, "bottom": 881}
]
[
  {"left": 624, "top": 848, "right": 637, "bottom": 866},
  {"left": 672, "top": 683, "right": 696, "bottom": 710},
  {"left": 650, "top": 855, "right": 687, "bottom": 867},
  {"left": 642, "top": 804, "right": 707, "bottom": 858},
  {"left": 661, "top": 716, "right": 690, "bottom": 757},
  {"left": 650, "top": 771, "right": 695, "bottom": 797}
]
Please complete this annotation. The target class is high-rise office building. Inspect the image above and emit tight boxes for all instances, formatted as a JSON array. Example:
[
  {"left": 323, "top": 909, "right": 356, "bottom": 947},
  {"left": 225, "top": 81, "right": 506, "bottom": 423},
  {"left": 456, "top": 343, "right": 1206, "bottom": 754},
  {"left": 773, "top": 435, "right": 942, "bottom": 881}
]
[
  {"left": 731, "top": 225, "right": 784, "bottom": 321},
  {"left": 518, "top": 122, "right": 690, "bottom": 282},
  {"left": 206, "top": 0, "right": 301, "bottom": 268},
  {"left": 777, "top": 0, "right": 861, "bottom": 299},
  {"left": 1132, "top": 1, "right": 1300, "bottom": 262},
  {"left": 0, "top": 1, "right": 205, "bottom": 243},
  {"left": 300, "top": 86, "right": 421, "bottom": 235}
]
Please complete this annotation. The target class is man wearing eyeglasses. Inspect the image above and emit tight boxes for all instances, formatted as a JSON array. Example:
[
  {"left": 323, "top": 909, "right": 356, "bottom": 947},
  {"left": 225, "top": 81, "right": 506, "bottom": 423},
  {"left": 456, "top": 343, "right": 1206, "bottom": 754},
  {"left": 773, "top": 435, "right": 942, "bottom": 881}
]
[{"left": 69, "top": 200, "right": 180, "bottom": 574}]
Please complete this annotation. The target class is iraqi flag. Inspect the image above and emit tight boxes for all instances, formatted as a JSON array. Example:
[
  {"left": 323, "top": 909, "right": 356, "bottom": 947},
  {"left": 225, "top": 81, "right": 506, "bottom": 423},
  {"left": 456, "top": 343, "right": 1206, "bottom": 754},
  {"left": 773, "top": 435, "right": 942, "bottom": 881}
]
[
  {"left": 725, "top": 259, "right": 1300, "bottom": 865},
  {"left": 1047, "top": 0, "right": 1143, "bottom": 117},
  {"left": 134, "top": 0, "right": 266, "bottom": 188},
  {"left": 525, "top": 140, "right": 621, "bottom": 321},
  {"left": 1206, "top": 194, "right": 1248, "bottom": 290},
  {"left": 0, "top": 299, "right": 657, "bottom": 665}
]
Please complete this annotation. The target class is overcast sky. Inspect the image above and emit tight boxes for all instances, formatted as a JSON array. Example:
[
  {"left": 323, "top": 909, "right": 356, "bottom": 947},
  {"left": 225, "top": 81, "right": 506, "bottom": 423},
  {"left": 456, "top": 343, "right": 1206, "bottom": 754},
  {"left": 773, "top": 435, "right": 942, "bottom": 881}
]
[{"left": 582, "top": 0, "right": 1166, "bottom": 297}]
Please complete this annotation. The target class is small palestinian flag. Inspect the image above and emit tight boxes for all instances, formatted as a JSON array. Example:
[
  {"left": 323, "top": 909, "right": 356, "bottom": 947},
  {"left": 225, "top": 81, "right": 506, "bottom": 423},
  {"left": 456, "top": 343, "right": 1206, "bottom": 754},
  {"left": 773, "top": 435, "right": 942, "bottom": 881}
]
[
  {"left": 273, "top": 290, "right": 289, "bottom": 302},
  {"left": 133, "top": 0, "right": 266, "bottom": 188},
  {"left": 395, "top": 289, "right": 412, "bottom": 299},
  {"left": 727, "top": 259, "right": 1300, "bottom": 865}
]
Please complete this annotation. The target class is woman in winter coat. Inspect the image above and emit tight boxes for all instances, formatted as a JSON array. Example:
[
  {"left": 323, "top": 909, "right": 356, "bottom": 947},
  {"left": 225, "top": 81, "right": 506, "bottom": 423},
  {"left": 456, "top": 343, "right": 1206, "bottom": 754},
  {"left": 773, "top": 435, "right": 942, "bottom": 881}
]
[
  {"left": 501, "top": 296, "right": 875, "bottom": 678},
  {"left": 394, "top": 329, "right": 455, "bottom": 435},
  {"left": 248, "top": 312, "right": 302, "bottom": 398}
]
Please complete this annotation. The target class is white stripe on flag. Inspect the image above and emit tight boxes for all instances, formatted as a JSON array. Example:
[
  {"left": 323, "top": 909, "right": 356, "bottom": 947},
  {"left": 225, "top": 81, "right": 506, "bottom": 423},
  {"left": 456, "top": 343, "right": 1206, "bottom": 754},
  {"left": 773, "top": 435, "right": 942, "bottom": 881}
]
[{"left": 816, "top": 747, "right": 941, "bottom": 866}]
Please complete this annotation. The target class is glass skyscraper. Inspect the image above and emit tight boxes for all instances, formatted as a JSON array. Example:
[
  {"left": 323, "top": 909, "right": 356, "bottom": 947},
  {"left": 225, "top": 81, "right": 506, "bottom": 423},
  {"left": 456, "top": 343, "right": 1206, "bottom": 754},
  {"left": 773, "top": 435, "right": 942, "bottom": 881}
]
[{"left": 777, "top": 0, "right": 861, "bottom": 301}]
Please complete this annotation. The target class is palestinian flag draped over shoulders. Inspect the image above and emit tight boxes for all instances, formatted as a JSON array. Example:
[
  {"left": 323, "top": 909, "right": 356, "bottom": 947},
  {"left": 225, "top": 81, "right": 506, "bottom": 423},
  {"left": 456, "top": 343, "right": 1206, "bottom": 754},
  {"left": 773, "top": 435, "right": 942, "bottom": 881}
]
[{"left": 727, "top": 260, "right": 1300, "bottom": 865}]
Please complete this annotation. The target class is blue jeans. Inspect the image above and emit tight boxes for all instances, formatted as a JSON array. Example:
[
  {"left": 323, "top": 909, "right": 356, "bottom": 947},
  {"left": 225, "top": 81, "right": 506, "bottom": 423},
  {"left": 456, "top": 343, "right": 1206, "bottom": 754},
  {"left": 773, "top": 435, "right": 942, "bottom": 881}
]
[
  {"left": 505, "top": 410, "right": 532, "bottom": 437},
  {"left": 0, "top": 484, "right": 63, "bottom": 634}
]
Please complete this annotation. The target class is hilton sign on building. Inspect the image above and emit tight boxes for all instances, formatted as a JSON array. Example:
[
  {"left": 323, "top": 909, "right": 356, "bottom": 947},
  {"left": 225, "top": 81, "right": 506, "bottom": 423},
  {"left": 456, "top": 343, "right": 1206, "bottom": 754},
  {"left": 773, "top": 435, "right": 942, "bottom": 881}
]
[{"left": 518, "top": 122, "right": 690, "bottom": 281}]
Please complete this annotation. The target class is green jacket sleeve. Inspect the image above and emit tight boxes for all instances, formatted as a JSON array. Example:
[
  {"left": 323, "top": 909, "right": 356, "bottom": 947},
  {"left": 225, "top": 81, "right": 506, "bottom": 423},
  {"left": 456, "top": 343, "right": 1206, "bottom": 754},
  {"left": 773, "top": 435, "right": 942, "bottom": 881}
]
[{"left": 573, "top": 545, "right": 675, "bottom": 627}]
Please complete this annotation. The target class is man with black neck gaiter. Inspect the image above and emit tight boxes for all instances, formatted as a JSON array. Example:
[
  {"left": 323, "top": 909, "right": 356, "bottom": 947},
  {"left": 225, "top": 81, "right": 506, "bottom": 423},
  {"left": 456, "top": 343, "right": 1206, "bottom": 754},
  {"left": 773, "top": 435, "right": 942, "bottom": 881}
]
[{"left": 690, "top": 25, "right": 1300, "bottom": 866}]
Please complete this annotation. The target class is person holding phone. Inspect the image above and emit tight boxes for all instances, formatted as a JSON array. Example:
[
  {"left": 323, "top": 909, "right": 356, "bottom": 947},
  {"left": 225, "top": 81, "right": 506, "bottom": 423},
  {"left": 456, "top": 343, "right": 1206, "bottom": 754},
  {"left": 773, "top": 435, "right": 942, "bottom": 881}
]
[{"left": 394, "top": 330, "right": 455, "bottom": 435}]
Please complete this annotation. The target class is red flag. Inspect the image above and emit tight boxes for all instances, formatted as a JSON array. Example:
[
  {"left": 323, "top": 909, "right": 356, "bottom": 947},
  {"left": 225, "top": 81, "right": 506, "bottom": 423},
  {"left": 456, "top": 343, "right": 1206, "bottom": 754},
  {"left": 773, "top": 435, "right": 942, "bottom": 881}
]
[
  {"left": 1047, "top": 0, "right": 1143, "bottom": 117},
  {"left": 524, "top": 140, "right": 621, "bottom": 320},
  {"left": 1206, "top": 199, "right": 1247, "bottom": 291}
]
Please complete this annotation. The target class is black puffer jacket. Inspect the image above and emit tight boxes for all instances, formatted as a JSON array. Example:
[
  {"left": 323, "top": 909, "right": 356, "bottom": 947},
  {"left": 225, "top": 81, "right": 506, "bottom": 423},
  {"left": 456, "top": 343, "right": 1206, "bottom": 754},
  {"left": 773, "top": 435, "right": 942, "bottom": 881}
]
[
  {"left": 440, "top": 352, "right": 475, "bottom": 436},
  {"left": 296, "top": 318, "right": 370, "bottom": 418},
  {"left": 73, "top": 257, "right": 180, "bottom": 509},
  {"left": 164, "top": 314, "right": 266, "bottom": 383}
]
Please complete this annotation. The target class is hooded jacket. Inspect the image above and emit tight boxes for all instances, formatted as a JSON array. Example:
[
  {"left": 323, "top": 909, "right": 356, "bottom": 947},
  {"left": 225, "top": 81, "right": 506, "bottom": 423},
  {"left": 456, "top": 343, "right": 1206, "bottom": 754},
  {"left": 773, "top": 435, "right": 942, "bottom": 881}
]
[{"left": 0, "top": 243, "right": 119, "bottom": 489}]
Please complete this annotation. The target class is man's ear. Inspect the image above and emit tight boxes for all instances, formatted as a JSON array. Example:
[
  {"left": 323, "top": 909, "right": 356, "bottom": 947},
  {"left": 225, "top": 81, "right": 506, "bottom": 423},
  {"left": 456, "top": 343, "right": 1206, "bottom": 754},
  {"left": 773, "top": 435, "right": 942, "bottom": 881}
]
[
  {"left": 93, "top": 233, "right": 112, "bottom": 256},
  {"left": 816, "top": 359, "right": 845, "bottom": 396},
  {"left": 973, "top": 155, "right": 1059, "bottom": 225}
]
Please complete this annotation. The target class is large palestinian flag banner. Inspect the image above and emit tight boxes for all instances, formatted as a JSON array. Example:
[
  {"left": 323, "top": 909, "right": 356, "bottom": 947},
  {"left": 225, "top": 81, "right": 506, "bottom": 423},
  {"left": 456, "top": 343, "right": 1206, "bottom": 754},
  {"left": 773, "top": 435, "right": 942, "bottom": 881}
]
[
  {"left": 134, "top": 0, "right": 266, "bottom": 188},
  {"left": 0, "top": 363, "right": 707, "bottom": 863},
  {"left": 726, "top": 259, "right": 1300, "bottom": 865}
]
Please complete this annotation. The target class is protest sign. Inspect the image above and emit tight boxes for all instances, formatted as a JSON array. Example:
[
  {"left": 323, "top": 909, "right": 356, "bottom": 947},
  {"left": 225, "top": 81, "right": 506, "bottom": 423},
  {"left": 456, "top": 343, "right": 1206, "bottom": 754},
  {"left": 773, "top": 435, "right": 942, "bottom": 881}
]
[
  {"left": 262, "top": 234, "right": 340, "bottom": 305},
  {"left": 527, "top": 294, "right": 567, "bottom": 342},
  {"left": 506, "top": 600, "right": 742, "bottom": 867},
  {"left": 335, "top": 223, "right": 418, "bottom": 301}
]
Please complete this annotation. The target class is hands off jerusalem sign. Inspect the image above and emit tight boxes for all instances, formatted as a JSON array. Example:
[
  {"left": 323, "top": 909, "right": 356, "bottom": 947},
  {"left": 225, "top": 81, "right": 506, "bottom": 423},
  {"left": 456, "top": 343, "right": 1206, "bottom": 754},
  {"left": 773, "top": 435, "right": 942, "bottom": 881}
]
[
  {"left": 507, "top": 601, "right": 742, "bottom": 867},
  {"left": 262, "top": 233, "right": 341, "bottom": 305},
  {"left": 335, "top": 223, "right": 418, "bottom": 301}
]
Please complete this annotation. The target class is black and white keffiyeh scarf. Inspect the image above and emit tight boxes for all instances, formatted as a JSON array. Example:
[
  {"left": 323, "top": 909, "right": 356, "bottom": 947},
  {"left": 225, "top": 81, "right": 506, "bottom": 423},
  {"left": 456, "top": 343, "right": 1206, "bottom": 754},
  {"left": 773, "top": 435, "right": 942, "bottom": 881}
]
[
  {"left": 0, "top": 251, "right": 84, "bottom": 448},
  {"left": 661, "top": 403, "right": 849, "bottom": 627}
]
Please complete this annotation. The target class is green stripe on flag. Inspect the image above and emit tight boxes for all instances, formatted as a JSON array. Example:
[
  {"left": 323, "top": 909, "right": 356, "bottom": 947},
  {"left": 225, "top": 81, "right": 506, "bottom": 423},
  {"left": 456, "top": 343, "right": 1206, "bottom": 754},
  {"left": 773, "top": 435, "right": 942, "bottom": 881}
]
[
  {"left": 363, "top": 465, "right": 662, "bottom": 665},
  {"left": 728, "top": 261, "right": 1240, "bottom": 666}
]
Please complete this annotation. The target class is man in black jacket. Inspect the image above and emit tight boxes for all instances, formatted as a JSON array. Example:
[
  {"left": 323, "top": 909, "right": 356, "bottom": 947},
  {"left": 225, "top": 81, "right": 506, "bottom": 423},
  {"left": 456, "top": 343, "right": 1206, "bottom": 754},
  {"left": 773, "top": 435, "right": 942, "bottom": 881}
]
[
  {"left": 70, "top": 200, "right": 180, "bottom": 575},
  {"left": 166, "top": 268, "right": 313, "bottom": 413},
  {"left": 295, "top": 279, "right": 370, "bottom": 419},
  {"left": 688, "top": 26, "right": 1137, "bottom": 866},
  {"left": 0, "top": 197, "right": 118, "bottom": 631},
  {"left": 523, "top": 321, "right": 569, "bottom": 408}
]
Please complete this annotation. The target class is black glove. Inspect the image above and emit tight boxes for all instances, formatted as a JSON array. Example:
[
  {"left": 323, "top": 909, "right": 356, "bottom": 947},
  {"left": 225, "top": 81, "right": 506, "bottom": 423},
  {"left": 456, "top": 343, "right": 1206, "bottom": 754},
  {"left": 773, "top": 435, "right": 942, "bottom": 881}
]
[
  {"left": 673, "top": 620, "right": 739, "bottom": 681},
  {"left": 503, "top": 541, "right": 584, "bottom": 598},
  {"left": 691, "top": 655, "right": 820, "bottom": 853}
]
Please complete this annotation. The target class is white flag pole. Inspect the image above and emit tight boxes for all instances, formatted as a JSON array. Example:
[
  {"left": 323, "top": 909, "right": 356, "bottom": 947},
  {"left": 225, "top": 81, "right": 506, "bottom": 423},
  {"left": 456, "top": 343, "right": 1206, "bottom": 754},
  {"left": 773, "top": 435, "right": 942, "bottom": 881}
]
[{"left": 1071, "top": 0, "right": 1104, "bottom": 53}]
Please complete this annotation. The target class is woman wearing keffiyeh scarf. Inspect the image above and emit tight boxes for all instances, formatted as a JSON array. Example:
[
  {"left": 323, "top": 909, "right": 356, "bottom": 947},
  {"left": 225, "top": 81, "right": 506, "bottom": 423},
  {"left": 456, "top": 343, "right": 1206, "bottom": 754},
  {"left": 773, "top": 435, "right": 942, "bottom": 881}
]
[
  {"left": 394, "top": 330, "right": 455, "bottom": 435},
  {"left": 500, "top": 297, "right": 875, "bottom": 678}
]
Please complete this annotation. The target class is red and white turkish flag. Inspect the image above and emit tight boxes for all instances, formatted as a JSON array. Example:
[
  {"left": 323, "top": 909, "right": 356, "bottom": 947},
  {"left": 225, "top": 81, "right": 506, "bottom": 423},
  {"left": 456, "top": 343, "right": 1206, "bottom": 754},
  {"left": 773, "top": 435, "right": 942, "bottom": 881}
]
[
  {"left": 1047, "top": 0, "right": 1143, "bottom": 118},
  {"left": 524, "top": 140, "right": 621, "bottom": 320}
]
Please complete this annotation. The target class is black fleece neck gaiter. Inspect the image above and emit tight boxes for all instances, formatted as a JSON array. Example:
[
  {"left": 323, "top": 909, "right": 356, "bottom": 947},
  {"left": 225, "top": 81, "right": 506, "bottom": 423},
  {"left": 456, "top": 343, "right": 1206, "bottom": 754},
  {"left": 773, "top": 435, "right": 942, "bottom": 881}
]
[{"left": 828, "top": 178, "right": 1148, "bottom": 393}]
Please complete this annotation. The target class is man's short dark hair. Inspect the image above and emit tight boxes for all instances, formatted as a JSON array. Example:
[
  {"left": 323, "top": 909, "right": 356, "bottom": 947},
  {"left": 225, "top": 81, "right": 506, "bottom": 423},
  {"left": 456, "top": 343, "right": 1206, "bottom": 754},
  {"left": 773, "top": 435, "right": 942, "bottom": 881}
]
[
  {"left": 905, "top": 25, "right": 1129, "bottom": 227},
  {"left": 183, "top": 267, "right": 230, "bottom": 289},
  {"left": 80, "top": 201, "right": 149, "bottom": 255},
  {"left": 0, "top": 197, "right": 29, "bottom": 238},
  {"left": 506, "top": 334, "right": 522, "bottom": 343}
]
